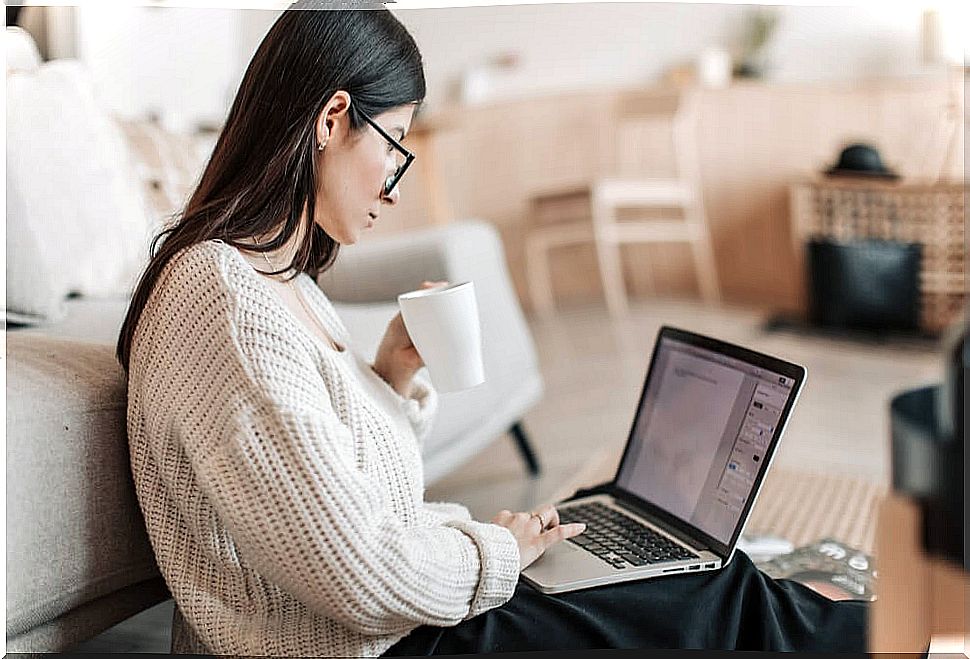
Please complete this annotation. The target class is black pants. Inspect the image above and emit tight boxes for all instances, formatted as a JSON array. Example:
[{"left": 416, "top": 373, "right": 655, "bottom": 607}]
[{"left": 383, "top": 550, "right": 867, "bottom": 655}]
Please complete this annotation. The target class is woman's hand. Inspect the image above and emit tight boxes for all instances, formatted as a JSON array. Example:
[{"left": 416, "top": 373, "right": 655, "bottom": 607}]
[
  {"left": 491, "top": 504, "right": 587, "bottom": 571},
  {"left": 372, "top": 280, "right": 447, "bottom": 398}
]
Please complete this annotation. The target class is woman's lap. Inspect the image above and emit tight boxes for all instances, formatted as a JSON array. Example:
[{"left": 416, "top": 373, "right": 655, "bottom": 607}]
[{"left": 384, "top": 552, "right": 868, "bottom": 655}]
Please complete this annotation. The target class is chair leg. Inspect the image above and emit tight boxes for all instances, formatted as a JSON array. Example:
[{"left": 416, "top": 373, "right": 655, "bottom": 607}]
[
  {"left": 684, "top": 199, "right": 720, "bottom": 303},
  {"left": 525, "top": 234, "right": 557, "bottom": 318},
  {"left": 509, "top": 421, "right": 540, "bottom": 476},
  {"left": 690, "top": 228, "right": 721, "bottom": 303},
  {"left": 594, "top": 236, "right": 628, "bottom": 316},
  {"left": 591, "top": 196, "right": 628, "bottom": 316}
]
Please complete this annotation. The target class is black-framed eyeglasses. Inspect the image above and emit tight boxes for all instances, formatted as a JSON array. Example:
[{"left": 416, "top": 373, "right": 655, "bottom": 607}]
[{"left": 358, "top": 109, "right": 415, "bottom": 197}]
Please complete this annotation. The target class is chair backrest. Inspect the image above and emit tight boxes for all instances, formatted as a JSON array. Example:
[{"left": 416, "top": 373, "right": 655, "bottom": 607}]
[{"left": 610, "top": 87, "right": 701, "bottom": 186}]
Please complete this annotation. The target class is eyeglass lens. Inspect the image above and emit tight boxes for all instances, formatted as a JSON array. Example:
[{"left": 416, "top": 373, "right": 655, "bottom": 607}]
[{"left": 385, "top": 154, "right": 409, "bottom": 195}]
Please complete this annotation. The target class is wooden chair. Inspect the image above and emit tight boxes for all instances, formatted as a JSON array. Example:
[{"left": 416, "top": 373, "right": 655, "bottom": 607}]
[{"left": 524, "top": 88, "right": 720, "bottom": 317}]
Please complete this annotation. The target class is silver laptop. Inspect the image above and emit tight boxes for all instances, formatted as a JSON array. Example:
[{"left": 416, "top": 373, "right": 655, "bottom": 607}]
[{"left": 522, "top": 326, "right": 806, "bottom": 594}]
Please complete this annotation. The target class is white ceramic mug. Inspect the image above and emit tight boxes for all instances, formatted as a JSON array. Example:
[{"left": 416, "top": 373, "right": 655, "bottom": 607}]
[{"left": 397, "top": 281, "right": 485, "bottom": 393}]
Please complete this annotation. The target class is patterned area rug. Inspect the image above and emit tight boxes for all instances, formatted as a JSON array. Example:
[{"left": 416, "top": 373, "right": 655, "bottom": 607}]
[
  {"left": 549, "top": 451, "right": 887, "bottom": 555},
  {"left": 743, "top": 466, "right": 886, "bottom": 555}
]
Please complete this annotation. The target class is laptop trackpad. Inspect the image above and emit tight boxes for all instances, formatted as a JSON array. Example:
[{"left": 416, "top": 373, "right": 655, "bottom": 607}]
[{"left": 525, "top": 539, "right": 609, "bottom": 584}]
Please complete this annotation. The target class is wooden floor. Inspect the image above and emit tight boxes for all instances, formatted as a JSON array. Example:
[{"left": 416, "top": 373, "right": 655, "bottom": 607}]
[
  {"left": 67, "top": 298, "right": 942, "bottom": 653},
  {"left": 428, "top": 298, "right": 940, "bottom": 521}
]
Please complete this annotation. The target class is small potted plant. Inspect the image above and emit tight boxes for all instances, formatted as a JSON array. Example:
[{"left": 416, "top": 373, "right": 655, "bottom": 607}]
[{"left": 733, "top": 8, "right": 780, "bottom": 79}]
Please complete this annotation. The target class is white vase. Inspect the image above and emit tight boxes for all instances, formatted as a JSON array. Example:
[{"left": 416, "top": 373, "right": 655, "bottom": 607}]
[
  {"left": 460, "top": 67, "right": 492, "bottom": 105},
  {"left": 697, "top": 47, "right": 732, "bottom": 89}
]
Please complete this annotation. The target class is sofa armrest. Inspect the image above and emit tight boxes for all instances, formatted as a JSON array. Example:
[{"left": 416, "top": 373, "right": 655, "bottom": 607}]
[{"left": 5, "top": 334, "right": 165, "bottom": 651}]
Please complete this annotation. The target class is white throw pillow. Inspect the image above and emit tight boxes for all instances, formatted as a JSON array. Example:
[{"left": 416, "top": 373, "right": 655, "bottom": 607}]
[
  {"left": 6, "top": 59, "right": 155, "bottom": 325},
  {"left": 4, "top": 27, "right": 42, "bottom": 74}
]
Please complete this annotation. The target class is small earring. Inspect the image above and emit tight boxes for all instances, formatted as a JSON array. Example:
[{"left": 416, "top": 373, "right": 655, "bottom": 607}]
[{"left": 317, "top": 140, "right": 327, "bottom": 151}]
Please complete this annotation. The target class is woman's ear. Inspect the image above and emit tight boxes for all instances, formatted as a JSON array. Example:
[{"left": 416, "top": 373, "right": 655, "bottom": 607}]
[{"left": 316, "top": 90, "right": 352, "bottom": 148}]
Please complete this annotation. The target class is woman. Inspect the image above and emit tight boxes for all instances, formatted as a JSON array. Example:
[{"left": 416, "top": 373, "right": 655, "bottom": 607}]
[{"left": 117, "top": 6, "right": 867, "bottom": 657}]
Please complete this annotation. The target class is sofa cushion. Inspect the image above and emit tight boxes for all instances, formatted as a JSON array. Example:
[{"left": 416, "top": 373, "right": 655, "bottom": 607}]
[
  {"left": 10, "top": 297, "right": 131, "bottom": 345},
  {"left": 4, "top": 27, "right": 42, "bottom": 74},
  {"left": 5, "top": 577, "right": 171, "bottom": 654},
  {"left": 5, "top": 334, "right": 162, "bottom": 640},
  {"left": 6, "top": 59, "right": 155, "bottom": 325}
]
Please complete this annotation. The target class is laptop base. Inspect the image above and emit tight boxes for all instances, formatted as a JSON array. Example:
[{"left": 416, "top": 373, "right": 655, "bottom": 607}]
[{"left": 522, "top": 494, "right": 724, "bottom": 595}]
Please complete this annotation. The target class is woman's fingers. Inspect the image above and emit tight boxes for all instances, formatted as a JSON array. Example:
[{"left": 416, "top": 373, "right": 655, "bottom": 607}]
[
  {"left": 513, "top": 511, "right": 532, "bottom": 529},
  {"left": 490, "top": 506, "right": 587, "bottom": 570},
  {"left": 497, "top": 505, "right": 564, "bottom": 534},
  {"left": 530, "top": 504, "right": 560, "bottom": 530},
  {"left": 541, "top": 522, "right": 587, "bottom": 550},
  {"left": 420, "top": 280, "right": 449, "bottom": 289}
]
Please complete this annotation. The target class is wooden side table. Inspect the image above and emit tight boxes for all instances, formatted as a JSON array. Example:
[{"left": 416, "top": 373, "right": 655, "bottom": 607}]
[{"left": 870, "top": 493, "right": 968, "bottom": 653}]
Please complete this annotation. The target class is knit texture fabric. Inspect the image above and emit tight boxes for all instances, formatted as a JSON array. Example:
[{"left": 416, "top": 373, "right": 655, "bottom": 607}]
[{"left": 126, "top": 240, "right": 520, "bottom": 657}]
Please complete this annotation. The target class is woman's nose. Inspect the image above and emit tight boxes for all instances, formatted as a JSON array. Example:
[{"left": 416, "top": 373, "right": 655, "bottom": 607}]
[{"left": 381, "top": 184, "right": 400, "bottom": 206}]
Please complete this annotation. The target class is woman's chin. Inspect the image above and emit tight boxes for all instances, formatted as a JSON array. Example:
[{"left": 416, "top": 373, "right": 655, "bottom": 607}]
[
  {"left": 332, "top": 218, "right": 373, "bottom": 245},
  {"left": 331, "top": 229, "right": 358, "bottom": 246}
]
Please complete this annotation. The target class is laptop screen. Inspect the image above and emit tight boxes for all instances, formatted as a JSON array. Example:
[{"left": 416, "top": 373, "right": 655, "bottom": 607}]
[{"left": 615, "top": 335, "right": 797, "bottom": 546}]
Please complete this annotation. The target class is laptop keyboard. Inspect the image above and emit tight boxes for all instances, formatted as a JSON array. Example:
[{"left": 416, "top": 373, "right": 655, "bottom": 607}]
[{"left": 558, "top": 502, "right": 698, "bottom": 570}]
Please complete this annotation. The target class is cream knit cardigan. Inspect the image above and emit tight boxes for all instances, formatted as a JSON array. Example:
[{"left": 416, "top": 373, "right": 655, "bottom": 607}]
[{"left": 126, "top": 240, "right": 521, "bottom": 657}]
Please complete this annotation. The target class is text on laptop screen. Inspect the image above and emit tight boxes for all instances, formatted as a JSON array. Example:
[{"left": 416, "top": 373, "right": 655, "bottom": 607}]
[{"left": 615, "top": 337, "right": 795, "bottom": 545}]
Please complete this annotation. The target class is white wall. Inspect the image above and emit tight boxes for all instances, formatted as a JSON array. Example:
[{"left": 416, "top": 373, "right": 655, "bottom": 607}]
[
  {"left": 234, "top": 3, "right": 936, "bottom": 111},
  {"left": 395, "top": 3, "right": 931, "bottom": 111},
  {"left": 76, "top": 6, "right": 243, "bottom": 133},
  {"left": 76, "top": 3, "right": 948, "bottom": 130}
]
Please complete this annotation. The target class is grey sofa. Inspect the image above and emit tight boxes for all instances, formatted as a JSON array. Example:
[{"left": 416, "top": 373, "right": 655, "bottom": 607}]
[{"left": 5, "top": 219, "right": 545, "bottom": 652}]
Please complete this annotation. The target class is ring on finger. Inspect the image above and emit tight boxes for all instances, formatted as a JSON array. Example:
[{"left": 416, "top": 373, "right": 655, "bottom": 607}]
[{"left": 530, "top": 512, "right": 545, "bottom": 528}]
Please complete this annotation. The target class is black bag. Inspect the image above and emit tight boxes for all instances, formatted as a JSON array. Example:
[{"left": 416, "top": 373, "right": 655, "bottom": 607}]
[{"left": 807, "top": 238, "right": 921, "bottom": 332}]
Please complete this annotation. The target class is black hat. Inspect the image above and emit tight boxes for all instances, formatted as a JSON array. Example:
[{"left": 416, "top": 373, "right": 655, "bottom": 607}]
[{"left": 825, "top": 143, "right": 899, "bottom": 179}]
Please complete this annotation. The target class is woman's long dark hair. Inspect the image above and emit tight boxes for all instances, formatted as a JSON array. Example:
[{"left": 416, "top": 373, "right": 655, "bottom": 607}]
[{"left": 116, "top": 7, "right": 425, "bottom": 373}]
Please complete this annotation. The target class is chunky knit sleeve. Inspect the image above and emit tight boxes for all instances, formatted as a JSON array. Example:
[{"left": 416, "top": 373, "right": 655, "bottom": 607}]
[
  {"left": 303, "top": 276, "right": 439, "bottom": 445},
  {"left": 159, "top": 248, "right": 520, "bottom": 636},
  {"left": 418, "top": 501, "right": 474, "bottom": 527},
  {"left": 368, "top": 366, "right": 439, "bottom": 445}
]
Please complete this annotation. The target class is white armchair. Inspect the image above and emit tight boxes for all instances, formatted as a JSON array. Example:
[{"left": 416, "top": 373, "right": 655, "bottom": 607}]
[{"left": 318, "top": 218, "right": 546, "bottom": 482}]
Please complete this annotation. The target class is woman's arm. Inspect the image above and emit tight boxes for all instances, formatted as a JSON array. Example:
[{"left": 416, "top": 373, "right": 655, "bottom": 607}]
[
  {"left": 195, "top": 399, "right": 518, "bottom": 634},
  {"left": 418, "top": 501, "right": 474, "bottom": 527},
  {"left": 162, "top": 253, "right": 517, "bottom": 634},
  {"left": 370, "top": 282, "right": 446, "bottom": 442},
  {"left": 369, "top": 366, "right": 438, "bottom": 444}
]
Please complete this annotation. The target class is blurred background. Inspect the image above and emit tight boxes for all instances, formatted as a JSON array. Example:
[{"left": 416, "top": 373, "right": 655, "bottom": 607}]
[
  {"left": 11, "top": 2, "right": 965, "bottom": 312},
  {"left": 8, "top": 0, "right": 966, "bottom": 540},
  {"left": 5, "top": 2, "right": 967, "bottom": 651}
]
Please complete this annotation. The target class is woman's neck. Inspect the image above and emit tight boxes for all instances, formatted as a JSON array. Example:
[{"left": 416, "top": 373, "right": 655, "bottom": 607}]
[{"left": 237, "top": 217, "right": 309, "bottom": 276}]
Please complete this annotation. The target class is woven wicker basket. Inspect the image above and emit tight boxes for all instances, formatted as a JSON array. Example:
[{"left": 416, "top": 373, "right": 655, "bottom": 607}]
[{"left": 790, "top": 177, "right": 966, "bottom": 334}]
